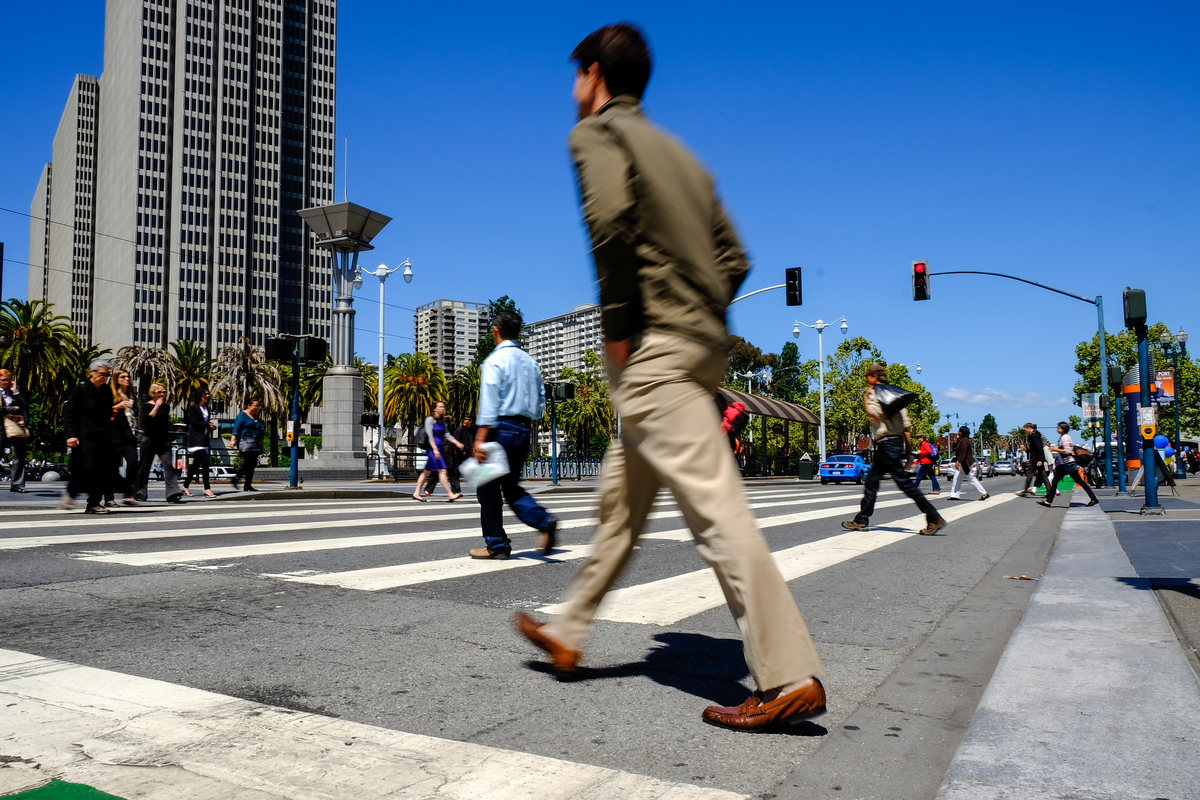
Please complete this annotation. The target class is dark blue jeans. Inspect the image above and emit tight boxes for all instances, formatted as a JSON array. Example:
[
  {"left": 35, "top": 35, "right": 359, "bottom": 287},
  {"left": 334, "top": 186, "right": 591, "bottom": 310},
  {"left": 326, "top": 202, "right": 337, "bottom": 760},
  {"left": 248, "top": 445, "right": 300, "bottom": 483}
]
[
  {"left": 914, "top": 463, "right": 941, "bottom": 492},
  {"left": 855, "top": 437, "right": 942, "bottom": 525},
  {"left": 478, "top": 419, "right": 554, "bottom": 553}
]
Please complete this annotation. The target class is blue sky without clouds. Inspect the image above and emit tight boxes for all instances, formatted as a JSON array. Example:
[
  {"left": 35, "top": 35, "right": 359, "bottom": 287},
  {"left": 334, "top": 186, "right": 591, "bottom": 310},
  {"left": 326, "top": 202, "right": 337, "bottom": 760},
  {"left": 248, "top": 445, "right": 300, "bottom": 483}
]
[{"left": 1, "top": 1, "right": 1196, "bottom": 436}]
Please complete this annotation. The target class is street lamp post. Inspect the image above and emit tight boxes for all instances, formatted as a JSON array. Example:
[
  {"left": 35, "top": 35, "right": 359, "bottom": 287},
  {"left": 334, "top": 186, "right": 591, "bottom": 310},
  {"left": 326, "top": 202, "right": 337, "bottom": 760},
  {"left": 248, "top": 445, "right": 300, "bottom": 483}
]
[
  {"left": 367, "top": 260, "right": 413, "bottom": 478},
  {"left": 793, "top": 316, "right": 848, "bottom": 461},
  {"left": 1160, "top": 327, "right": 1189, "bottom": 479}
]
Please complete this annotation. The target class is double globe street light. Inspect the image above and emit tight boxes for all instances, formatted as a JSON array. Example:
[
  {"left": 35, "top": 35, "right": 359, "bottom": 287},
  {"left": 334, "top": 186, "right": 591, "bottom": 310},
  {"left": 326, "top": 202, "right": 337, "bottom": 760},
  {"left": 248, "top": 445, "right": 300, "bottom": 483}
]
[
  {"left": 366, "top": 260, "right": 414, "bottom": 478},
  {"left": 793, "top": 317, "right": 848, "bottom": 462}
]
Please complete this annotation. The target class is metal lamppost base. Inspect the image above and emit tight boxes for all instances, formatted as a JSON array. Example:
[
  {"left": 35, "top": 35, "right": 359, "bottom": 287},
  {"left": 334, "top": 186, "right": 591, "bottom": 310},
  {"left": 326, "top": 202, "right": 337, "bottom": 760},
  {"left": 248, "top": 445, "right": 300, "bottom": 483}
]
[{"left": 1140, "top": 505, "right": 1167, "bottom": 516}]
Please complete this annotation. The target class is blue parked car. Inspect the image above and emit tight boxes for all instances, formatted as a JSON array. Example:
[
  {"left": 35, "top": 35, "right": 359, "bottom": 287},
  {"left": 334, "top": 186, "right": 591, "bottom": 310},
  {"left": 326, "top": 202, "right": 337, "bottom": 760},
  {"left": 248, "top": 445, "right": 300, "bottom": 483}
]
[{"left": 819, "top": 455, "right": 868, "bottom": 484}]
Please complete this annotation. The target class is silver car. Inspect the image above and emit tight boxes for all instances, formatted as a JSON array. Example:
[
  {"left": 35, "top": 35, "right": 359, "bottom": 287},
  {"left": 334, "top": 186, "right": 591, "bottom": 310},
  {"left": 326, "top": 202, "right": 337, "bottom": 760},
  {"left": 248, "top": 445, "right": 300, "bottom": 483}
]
[{"left": 993, "top": 460, "right": 1017, "bottom": 476}]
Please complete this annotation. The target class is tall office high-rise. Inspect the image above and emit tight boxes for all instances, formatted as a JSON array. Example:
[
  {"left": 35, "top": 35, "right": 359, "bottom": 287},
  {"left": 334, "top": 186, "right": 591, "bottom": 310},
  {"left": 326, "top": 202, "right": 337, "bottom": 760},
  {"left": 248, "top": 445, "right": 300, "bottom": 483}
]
[
  {"left": 413, "top": 299, "right": 490, "bottom": 376},
  {"left": 30, "top": 0, "right": 338, "bottom": 352},
  {"left": 28, "top": 75, "right": 99, "bottom": 342}
]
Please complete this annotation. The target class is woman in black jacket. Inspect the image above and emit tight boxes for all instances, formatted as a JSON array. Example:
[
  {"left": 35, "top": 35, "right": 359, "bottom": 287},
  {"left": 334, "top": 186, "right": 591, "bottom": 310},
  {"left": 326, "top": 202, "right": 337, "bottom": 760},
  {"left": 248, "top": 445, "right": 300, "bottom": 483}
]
[
  {"left": 104, "top": 369, "right": 140, "bottom": 507},
  {"left": 183, "top": 389, "right": 216, "bottom": 497},
  {"left": 0, "top": 369, "right": 31, "bottom": 493}
]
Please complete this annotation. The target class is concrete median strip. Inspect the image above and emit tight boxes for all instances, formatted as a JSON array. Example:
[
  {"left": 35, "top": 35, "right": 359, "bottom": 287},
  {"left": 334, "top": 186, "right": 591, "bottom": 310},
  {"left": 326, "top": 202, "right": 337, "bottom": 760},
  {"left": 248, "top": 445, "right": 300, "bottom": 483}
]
[
  {"left": 0, "top": 648, "right": 744, "bottom": 800},
  {"left": 543, "top": 493, "right": 1017, "bottom": 625}
]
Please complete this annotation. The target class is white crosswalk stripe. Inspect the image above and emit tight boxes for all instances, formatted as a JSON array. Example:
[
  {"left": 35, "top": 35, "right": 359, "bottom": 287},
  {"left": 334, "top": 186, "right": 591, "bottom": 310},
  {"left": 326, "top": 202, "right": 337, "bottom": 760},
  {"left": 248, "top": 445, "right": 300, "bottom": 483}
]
[
  {"left": 540, "top": 493, "right": 1017, "bottom": 624},
  {"left": 74, "top": 490, "right": 902, "bottom": 565}
]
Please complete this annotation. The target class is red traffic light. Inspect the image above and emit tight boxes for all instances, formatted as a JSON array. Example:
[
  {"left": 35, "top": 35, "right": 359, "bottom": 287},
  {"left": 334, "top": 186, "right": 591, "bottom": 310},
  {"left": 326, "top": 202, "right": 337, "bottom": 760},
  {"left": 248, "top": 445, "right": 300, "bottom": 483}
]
[{"left": 914, "top": 263, "right": 926, "bottom": 274}]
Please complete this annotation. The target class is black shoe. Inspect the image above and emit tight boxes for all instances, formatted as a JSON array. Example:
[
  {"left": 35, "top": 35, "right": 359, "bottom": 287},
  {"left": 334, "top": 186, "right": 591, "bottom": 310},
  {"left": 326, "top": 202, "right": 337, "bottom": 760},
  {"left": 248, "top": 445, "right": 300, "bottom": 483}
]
[
  {"left": 10, "top": 487, "right": 27, "bottom": 493},
  {"left": 245, "top": 486, "right": 259, "bottom": 492},
  {"left": 231, "top": 481, "right": 240, "bottom": 491},
  {"left": 539, "top": 518, "right": 558, "bottom": 556},
  {"left": 166, "top": 494, "right": 186, "bottom": 504},
  {"left": 84, "top": 505, "right": 110, "bottom": 515}
]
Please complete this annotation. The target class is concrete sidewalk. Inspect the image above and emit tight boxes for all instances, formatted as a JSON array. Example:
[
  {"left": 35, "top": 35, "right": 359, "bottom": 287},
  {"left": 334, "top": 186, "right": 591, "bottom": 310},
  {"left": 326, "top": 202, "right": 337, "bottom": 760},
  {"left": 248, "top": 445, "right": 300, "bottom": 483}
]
[{"left": 937, "top": 497, "right": 1200, "bottom": 799}]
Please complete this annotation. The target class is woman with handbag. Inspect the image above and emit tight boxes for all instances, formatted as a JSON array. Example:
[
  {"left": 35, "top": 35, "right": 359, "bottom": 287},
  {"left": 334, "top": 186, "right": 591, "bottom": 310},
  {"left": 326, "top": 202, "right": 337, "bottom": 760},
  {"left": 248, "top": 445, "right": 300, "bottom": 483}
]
[
  {"left": 136, "top": 383, "right": 183, "bottom": 503},
  {"left": 183, "top": 390, "right": 216, "bottom": 497},
  {"left": 230, "top": 399, "right": 265, "bottom": 492},
  {"left": 412, "top": 400, "right": 464, "bottom": 502},
  {"left": 103, "top": 369, "right": 141, "bottom": 507},
  {"left": 0, "top": 369, "right": 31, "bottom": 493}
]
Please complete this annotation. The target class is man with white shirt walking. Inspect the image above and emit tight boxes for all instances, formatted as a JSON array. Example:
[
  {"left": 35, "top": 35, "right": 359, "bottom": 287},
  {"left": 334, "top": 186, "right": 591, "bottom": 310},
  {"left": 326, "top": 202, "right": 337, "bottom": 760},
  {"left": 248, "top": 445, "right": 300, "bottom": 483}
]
[{"left": 469, "top": 311, "right": 558, "bottom": 560}]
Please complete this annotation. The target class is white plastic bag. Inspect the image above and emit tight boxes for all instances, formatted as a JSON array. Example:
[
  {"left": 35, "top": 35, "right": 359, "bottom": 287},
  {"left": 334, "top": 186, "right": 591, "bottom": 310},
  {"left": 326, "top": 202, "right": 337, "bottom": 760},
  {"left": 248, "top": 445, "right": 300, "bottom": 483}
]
[{"left": 458, "top": 442, "right": 510, "bottom": 486}]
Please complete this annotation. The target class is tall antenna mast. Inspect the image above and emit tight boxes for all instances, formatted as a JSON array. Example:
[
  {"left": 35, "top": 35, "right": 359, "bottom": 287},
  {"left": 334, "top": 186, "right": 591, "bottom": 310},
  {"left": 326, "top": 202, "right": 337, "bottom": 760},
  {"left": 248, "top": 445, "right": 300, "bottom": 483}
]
[{"left": 343, "top": 137, "right": 348, "bottom": 202}]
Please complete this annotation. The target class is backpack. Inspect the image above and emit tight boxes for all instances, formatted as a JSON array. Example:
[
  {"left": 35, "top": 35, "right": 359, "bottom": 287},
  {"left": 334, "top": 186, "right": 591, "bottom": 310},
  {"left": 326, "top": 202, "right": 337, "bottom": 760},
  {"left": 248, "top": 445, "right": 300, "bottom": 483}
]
[{"left": 929, "top": 443, "right": 939, "bottom": 460}]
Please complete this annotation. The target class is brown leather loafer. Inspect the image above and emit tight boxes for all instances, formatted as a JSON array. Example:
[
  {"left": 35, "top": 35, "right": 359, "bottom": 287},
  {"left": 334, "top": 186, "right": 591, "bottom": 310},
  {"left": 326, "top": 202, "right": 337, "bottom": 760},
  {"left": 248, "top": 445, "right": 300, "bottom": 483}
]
[
  {"left": 702, "top": 678, "right": 826, "bottom": 732},
  {"left": 841, "top": 520, "right": 868, "bottom": 531},
  {"left": 919, "top": 518, "right": 947, "bottom": 536},
  {"left": 513, "top": 612, "right": 579, "bottom": 676},
  {"left": 469, "top": 547, "right": 510, "bottom": 560}
]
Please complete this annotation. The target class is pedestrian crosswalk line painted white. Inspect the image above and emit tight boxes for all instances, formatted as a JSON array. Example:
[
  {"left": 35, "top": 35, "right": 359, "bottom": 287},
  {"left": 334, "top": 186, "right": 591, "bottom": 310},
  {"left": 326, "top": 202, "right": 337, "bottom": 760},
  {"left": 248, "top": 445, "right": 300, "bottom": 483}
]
[
  {"left": 638, "top": 496, "right": 915, "bottom": 542},
  {"left": 68, "top": 492, "right": 900, "bottom": 564},
  {"left": 276, "top": 544, "right": 598, "bottom": 589},
  {"left": 269, "top": 494, "right": 909, "bottom": 591},
  {"left": 0, "top": 648, "right": 744, "bottom": 800},
  {"left": 540, "top": 493, "right": 1019, "bottom": 625}
]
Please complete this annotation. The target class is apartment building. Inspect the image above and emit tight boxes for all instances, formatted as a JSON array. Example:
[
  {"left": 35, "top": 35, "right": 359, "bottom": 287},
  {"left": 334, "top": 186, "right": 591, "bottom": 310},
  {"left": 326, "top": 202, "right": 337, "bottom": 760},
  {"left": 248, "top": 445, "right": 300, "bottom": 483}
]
[
  {"left": 412, "top": 299, "right": 490, "bottom": 376},
  {"left": 524, "top": 303, "right": 602, "bottom": 380}
]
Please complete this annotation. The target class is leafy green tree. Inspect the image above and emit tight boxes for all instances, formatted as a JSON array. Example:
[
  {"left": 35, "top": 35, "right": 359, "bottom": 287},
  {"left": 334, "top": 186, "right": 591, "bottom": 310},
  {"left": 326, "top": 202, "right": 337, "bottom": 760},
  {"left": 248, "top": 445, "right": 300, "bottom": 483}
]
[
  {"left": 771, "top": 341, "right": 806, "bottom": 402},
  {"left": 886, "top": 363, "right": 939, "bottom": 441},
  {"left": 722, "top": 336, "right": 777, "bottom": 391},
  {"left": 471, "top": 296, "right": 523, "bottom": 366},
  {"left": 556, "top": 349, "right": 614, "bottom": 457}
]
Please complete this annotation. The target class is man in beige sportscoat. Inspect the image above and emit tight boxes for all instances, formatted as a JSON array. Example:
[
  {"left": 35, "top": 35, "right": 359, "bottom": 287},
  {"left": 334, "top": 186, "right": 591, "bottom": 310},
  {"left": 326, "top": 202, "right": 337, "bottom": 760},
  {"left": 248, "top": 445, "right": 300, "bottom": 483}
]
[{"left": 514, "top": 23, "right": 827, "bottom": 732}]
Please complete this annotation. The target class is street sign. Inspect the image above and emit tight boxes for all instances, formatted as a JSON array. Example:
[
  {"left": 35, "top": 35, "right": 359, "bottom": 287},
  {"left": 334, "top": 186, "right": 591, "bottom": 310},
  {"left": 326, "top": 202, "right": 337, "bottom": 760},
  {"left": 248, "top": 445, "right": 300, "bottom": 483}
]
[
  {"left": 1155, "top": 371, "right": 1175, "bottom": 405},
  {"left": 1081, "top": 392, "right": 1102, "bottom": 421}
]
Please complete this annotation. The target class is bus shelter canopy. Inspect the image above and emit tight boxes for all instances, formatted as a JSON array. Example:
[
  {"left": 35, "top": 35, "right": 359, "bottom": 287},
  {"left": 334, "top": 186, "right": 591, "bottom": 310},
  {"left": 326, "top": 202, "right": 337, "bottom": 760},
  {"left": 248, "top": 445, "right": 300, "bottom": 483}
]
[{"left": 717, "top": 387, "right": 819, "bottom": 425}]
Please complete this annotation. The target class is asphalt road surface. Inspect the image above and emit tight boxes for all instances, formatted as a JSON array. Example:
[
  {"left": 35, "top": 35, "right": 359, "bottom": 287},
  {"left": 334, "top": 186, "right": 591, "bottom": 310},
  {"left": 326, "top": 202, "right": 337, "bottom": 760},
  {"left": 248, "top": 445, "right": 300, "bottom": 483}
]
[{"left": 1, "top": 476, "right": 1053, "bottom": 798}]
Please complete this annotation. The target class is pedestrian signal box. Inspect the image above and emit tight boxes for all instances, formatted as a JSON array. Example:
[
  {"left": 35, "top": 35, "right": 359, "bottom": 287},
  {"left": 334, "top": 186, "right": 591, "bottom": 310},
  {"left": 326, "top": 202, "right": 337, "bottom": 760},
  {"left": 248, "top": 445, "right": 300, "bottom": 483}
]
[
  {"left": 1123, "top": 287, "right": 1147, "bottom": 329},
  {"left": 912, "top": 261, "right": 930, "bottom": 301},
  {"left": 785, "top": 267, "right": 802, "bottom": 306},
  {"left": 265, "top": 337, "right": 293, "bottom": 361},
  {"left": 547, "top": 383, "right": 575, "bottom": 402}
]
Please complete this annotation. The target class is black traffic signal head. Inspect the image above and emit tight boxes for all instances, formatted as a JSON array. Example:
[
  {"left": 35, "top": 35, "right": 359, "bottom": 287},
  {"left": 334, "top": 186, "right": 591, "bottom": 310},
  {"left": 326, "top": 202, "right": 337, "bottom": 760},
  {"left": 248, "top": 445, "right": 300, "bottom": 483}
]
[
  {"left": 785, "top": 267, "right": 802, "bottom": 306},
  {"left": 295, "top": 335, "right": 328, "bottom": 365},
  {"left": 1123, "top": 287, "right": 1146, "bottom": 329},
  {"left": 912, "top": 260, "right": 930, "bottom": 301},
  {"left": 264, "top": 337, "right": 294, "bottom": 361},
  {"left": 1108, "top": 365, "right": 1124, "bottom": 387}
]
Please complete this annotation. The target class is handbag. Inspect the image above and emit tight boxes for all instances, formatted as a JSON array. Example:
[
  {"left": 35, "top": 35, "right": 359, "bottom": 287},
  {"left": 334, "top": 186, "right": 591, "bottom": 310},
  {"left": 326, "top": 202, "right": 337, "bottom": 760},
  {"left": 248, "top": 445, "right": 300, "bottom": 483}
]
[
  {"left": 237, "top": 437, "right": 263, "bottom": 454},
  {"left": 3, "top": 415, "right": 30, "bottom": 440},
  {"left": 873, "top": 384, "right": 918, "bottom": 419}
]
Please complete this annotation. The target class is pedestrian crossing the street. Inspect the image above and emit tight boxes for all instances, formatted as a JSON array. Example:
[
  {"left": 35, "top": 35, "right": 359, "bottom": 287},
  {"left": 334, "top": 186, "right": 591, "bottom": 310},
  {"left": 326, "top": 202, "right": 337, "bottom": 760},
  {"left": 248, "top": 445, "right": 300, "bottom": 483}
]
[{"left": 7, "top": 483, "right": 1031, "bottom": 627}]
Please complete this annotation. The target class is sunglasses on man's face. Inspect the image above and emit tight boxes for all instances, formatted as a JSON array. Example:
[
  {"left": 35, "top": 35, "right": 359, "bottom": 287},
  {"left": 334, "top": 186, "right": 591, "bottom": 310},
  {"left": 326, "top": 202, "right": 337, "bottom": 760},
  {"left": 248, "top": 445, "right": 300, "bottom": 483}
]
[{"left": 95, "top": 372, "right": 111, "bottom": 378}]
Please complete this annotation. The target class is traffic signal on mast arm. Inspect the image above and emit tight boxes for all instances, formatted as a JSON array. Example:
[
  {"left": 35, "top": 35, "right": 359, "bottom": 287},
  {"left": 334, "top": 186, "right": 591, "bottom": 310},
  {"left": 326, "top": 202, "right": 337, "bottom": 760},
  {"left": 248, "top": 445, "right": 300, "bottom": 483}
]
[
  {"left": 785, "top": 267, "right": 802, "bottom": 306},
  {"left": 912, "top": 260, "right": 931, "bottom": 301}
]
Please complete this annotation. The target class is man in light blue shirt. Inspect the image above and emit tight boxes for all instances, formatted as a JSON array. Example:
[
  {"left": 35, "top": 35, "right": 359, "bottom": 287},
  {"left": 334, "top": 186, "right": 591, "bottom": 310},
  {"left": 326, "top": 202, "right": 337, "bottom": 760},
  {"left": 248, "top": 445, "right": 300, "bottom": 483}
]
[{"left": 470, "top": 311, "right": 557, "bottom": 559}]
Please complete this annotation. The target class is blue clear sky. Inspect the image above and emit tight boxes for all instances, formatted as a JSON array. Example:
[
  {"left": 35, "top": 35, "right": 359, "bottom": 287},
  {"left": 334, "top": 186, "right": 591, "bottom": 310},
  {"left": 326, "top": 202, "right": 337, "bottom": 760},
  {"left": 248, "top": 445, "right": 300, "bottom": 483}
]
[{"left": 1, "top": 1, "right": 1196, "bottom": 438}]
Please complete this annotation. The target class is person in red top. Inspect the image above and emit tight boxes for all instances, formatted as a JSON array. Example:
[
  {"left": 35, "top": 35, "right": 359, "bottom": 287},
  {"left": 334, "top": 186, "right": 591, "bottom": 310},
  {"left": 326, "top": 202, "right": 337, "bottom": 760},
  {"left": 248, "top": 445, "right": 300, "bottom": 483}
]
[{"left": 914, "top": 434, "right": 941, "bottom": 495}]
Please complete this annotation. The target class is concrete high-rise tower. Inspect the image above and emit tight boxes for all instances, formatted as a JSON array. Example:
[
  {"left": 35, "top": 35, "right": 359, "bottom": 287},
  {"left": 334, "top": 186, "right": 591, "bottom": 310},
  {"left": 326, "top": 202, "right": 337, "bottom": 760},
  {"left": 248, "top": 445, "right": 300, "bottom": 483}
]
[{"left": 30, "top": 0, "right": 338, "bottom": 353}]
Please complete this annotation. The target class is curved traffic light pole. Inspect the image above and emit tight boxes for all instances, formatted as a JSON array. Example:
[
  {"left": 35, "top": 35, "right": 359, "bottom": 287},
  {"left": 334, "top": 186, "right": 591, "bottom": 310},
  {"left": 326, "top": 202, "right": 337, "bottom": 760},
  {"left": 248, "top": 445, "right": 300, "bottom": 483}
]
[{"left": 929, "top": 270, "right": 1119, "bottom": 496}]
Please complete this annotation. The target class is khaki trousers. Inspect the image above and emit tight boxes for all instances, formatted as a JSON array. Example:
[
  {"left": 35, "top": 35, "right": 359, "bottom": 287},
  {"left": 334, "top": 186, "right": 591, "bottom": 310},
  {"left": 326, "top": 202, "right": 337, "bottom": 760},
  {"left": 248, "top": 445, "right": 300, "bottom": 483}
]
[{"left": 547, "top": 333, "right": 822, "bottom": 690}]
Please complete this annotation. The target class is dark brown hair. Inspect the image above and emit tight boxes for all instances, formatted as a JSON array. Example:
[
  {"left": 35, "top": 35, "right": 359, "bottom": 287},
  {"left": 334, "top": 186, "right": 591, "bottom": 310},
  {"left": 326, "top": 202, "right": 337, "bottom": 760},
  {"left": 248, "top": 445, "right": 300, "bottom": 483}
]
[
  {"left": 571, "top": 23, "right": 653, "bottom": 100},
  {"left": 865, "top": 364, "right": 888, "bottom": 380},
  {"left": 493, "top": 311, "right": 522, "bottom": 341}
]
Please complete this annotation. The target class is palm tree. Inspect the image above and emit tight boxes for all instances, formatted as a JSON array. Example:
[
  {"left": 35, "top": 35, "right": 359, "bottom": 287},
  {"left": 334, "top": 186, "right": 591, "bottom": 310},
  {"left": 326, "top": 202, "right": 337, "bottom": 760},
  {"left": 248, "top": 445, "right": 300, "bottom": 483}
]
[
  {"left": 168, "top": 339, "right": 213, "bottom": 406},
  {"left": 298, "top": 355, "right": 377, "bottom": 415},
  {"left": 112, "top": 345, "right": 177, "bottom": 400},
  {"left": 0, "top": 299, "right": 79, "bottom": 419},
  {"left": 384, "top": 352, "right": 446, "bottom": 436},
  {"left": 210, "top": 338, "right": 287, "bottom": 415},
  {"left": 446, "top": 363, "right": 481, "bottom": 424}
]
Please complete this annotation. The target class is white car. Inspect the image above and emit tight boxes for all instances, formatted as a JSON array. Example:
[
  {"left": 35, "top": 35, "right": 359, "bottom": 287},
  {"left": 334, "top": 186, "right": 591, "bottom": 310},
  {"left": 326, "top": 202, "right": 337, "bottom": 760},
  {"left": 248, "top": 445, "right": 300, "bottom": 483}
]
[{"left": 210, "top": 466, "right": 236, "bottom": 481}]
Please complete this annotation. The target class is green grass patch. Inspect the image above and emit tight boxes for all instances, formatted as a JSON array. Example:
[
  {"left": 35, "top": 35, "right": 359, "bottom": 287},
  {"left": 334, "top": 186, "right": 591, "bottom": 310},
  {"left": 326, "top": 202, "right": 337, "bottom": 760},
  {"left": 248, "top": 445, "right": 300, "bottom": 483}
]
[{"left": 4, "top": 779, "right": 126, "bottom": 800}]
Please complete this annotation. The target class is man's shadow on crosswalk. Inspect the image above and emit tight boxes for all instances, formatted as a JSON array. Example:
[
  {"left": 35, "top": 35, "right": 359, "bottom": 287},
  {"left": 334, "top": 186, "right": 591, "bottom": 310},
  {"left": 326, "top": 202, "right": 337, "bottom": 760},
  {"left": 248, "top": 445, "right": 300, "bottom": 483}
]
[{"left": 526, "top": 631, "right": 827, "bottom": 736}]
